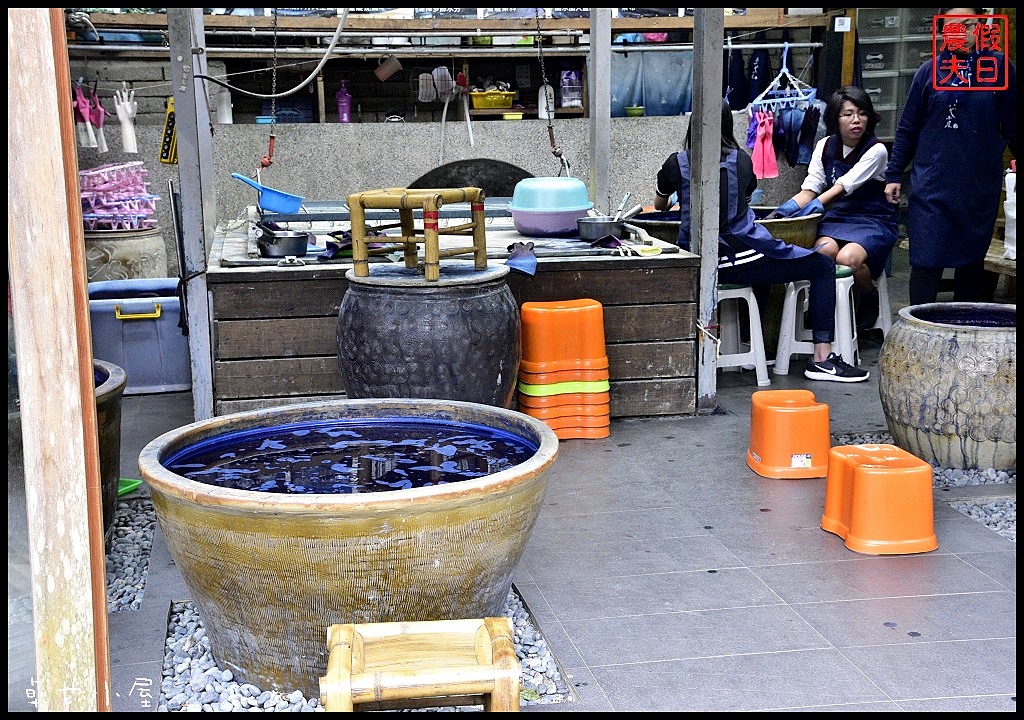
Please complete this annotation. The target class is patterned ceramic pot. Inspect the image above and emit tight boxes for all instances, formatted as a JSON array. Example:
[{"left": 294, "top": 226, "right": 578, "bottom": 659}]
[
  {"left": 138, "top": 397, "right": 557, "bottom": 698},
  {"left": 878, "top": 302, "right": 1016, "bottom": 470},
  {"left": 84, "top": 227, "right": 168, "bottom": 281},
  {"left": 337, "top": 261, "right": 520, "bottom": 408}
]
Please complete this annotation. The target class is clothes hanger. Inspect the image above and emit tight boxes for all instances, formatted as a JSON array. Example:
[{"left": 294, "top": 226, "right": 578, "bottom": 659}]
[{"left": 750, "top": 43, "right": 816, "bottom": 112}]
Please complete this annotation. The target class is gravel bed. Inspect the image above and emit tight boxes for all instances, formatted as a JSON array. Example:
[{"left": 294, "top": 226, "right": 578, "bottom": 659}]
[
  {"left": 107, "top": 437, "right": 1014, "bottom": 712},
  {"left": 159, "top": 591, "right": 570, "bottom": 712}
]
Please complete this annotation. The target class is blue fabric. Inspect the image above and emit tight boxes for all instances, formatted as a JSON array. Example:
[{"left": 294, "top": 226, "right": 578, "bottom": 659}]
[
  {"left": 724, "top": 45, "right": 748, "bottom": 110},
  {"left": 746, "top": 48, "right": 772, "bottom": 105},
  {"left": 796, "top": 105, "right": 819, "bottom": 164},
  {"left": 642, "top": 51, "right": 693, "bottom": 116},
  {"left": 795, "top": 197, "right": 823, "bottom": 217},
  {"left": 610, "top": 52, "right": 644, "bottom": 117},
  {"left": 886, "top": 50, "right": 1016, "bottom": 267},
  {"left": 772, "top": 198, "right": 800, "bottom": 218}
]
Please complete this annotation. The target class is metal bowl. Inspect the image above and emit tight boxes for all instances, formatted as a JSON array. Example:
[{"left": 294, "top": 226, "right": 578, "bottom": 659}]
[
  {"left": 255, "top": 229, "right": 310, "bottom": 258},
  {"left": 577, "top": 216, "right": 627, "bottom": 241}
]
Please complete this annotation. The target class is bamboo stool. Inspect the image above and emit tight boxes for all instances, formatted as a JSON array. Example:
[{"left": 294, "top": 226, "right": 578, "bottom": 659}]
[
  {"left": 347, "top": 187, "right": 488, "bottom": 282},
  {"left": 319, "top": 617, "right": 521, "bottom": 712},
  {"left": 821, "top": 444, "right": 938, "bottom": 555}
]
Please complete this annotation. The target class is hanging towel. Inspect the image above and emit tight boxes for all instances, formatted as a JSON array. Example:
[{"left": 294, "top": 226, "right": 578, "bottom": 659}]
[{"left": 752, "top": 111, "right": 779, "bottom": 180}]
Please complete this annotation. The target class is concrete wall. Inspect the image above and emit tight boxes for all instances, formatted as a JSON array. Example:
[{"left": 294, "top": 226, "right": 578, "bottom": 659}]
[{"left": 75, "top": 113, "right": 808, "bottom": 277}]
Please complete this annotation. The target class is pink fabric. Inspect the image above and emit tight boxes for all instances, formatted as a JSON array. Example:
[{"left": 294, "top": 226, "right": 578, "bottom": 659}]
[{"left": 752, "top": 110, "right": 779, "bottom": 179}]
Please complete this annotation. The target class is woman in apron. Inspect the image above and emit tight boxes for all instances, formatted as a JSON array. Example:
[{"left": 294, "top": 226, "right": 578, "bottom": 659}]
[
  {"left": 653, "top": 100, "right": 869, "bottom": 383},
  {"left": 771, "top": 85, "right": 898, "bottom": 329},
  {"left": 885, "top": 7, "right": 1016, "bottom": 304}
]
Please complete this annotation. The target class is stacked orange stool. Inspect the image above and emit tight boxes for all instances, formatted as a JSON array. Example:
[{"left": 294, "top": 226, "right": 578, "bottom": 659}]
[
  {"left": 517, "top": 299, "right": 610, "bottom": 440},
  {"left": 821, "top": 444, "right": 938, "bottom": 555},
  {"left": 746, "top": 389, "right": 831, "bottom": 478}
]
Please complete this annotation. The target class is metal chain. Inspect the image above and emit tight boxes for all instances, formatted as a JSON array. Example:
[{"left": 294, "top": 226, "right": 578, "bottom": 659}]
[
  {"left": 535, "top": 12, "right": 568, "bottom": 176},
  {"left": 270, "top": 10, "right": 278, "bottom": 135}
]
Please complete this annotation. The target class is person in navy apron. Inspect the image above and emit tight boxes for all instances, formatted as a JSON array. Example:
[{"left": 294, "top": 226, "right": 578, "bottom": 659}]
[
  {"left": 653, "top": 100, "right": 869, "bottom": 383},
  {"left": 772, "top": 85, "right": 899, "bottom": 328},
  {"left": 885, "top": 7, "right": 1017, "bottom": 304}
]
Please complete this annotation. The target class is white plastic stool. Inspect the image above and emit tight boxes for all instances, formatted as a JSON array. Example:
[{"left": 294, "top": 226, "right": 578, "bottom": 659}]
[
  {"left": 774, "top": 266, "right": 858, "bottom": 375},
  {"left": 867, "top": 272, "right": 892, "bottom": 337},
  {"left": 717, "top": 284, "right": 771, "bottom": 386}
]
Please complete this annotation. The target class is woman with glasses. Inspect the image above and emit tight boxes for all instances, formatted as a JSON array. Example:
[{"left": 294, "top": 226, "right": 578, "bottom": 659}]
[
  {"left": 884, "top": 7, "right": 1016, "bottom": 305},
  {"left": 770, "top": 85, "right": 898, "bottom": 329}
]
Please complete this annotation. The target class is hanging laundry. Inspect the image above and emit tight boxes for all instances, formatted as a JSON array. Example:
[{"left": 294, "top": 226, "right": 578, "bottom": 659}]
[
  {"left": 752, "top": 110, "right": 778, "bottom": 179},
  {"left": 796, "top": 104, "right": 821, "bottom": 165},
  {"left": 783, "top": 104, "right": 806, "bottom": 168},
  {"left": 723, "top": 42, "right": 747, "bottom": 112},
  {"left": 745, "top": 33, "right": 773, "bottom": 105},
  {"left": 745, "top": 111, "right": 758, "bottom": 150}
]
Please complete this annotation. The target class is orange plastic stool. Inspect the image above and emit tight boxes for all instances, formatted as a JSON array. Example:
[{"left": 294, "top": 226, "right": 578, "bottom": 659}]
[
  {"left": 821, "top": 444, "right": 938, "bottom": 555},
  {"left": 517, "top": 366, "right": 610, "bottom": 385},
  {"left": 746, "top": 389, "right": 830, "bottom": 478},
  {"left": 519, "top": 402, "right": 611, "bottom": 420},
  {"left": 551, "top": 424, "right": 610, "bottom": 440},
  {"left": 520, "top": 299, "right": 608, "bottom": 373},
  {"left": 517, "top": 391, "right": 610, "bottom": 409}
]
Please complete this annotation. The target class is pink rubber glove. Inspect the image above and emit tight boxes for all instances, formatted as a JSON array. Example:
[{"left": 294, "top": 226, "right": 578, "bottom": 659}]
[
  {"left": 73, "top": 85, "right": 97, "bottom": 148},
  {"left": 89, "top": 90, "right": 109, "bottom": 153}
]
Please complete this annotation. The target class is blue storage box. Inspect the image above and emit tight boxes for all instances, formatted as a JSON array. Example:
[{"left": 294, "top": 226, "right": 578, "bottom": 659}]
[{"left": 88, "top": 279, "right": 191, "bottom": 395}]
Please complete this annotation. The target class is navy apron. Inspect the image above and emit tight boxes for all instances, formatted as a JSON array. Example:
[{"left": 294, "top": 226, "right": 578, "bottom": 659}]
[
  {"left": 904, "top": 51, "right": 1010, "bottom": 267},
  {"left": 675, "top": 150, "right": 816, "bottom": 264},
  {"left": 817, "top": 134, "right": 899, "bottom": 279}
]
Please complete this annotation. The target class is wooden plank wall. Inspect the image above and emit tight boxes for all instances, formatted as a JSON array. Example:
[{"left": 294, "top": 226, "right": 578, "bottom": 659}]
[{"left": 210, "top": 256, "right": 700, "bottom": 417}]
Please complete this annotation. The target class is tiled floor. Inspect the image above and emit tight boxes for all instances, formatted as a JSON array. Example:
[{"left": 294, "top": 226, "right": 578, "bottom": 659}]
[{"left": 9, "top": 255, "right": 1016, "bottom": 711}]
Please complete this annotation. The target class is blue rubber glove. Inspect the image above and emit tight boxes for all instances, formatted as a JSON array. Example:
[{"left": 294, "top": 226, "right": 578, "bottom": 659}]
[
  {"left": 767, "top": 198, "right": 800, "bottom": 219},
  {"left": 795, "top": 198, "right": 824, "bottom": 217}
]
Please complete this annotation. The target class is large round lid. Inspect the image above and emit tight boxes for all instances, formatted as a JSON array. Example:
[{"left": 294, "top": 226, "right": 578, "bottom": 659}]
[{"left": 509, "top": 177, "right": 593, "bottom": 212}]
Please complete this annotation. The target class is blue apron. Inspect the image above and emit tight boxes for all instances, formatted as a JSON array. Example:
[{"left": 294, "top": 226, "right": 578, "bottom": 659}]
[
  {"left": 675, "top": 149, "right": 816, "bottom": 265},
  {"left": 817, "top": 134, "right": 899, "bottom": 279},
  {"left": 900, "top": 51, "right": 1011, "bottom": 267}
]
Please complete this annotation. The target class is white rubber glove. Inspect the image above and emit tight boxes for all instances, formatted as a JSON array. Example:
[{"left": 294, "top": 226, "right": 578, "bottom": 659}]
[
  {"left": 114, "top": 82, "right": 138, "bottom": 154},
  {"left": 89, "top": 90, "right": 109, "bottom": 154}
]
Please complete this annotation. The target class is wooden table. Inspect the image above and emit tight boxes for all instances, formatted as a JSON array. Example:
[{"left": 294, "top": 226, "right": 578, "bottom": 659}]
[{"left": 207, "top": 222, "right": 701, "bottom": 419}]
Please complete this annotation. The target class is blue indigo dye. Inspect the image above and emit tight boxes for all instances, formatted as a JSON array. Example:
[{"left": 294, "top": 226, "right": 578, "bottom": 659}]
[
  {"left": 912, "top": 304, "right": 1015, "bottom": 328},
  {"left": 163, "top": 418, "right": 538, "bottom": 494}
]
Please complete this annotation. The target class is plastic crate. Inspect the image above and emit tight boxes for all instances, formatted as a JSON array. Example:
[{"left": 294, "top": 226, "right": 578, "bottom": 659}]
[
  {"left": 469, "top": 91, "right": 515, "bottom": 109},
  {"left": 89, "top": 278, "right": 191, "bottom": 395}
]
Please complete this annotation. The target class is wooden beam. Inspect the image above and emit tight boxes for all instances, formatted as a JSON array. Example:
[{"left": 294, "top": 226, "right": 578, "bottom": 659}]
[{"left": 8, "top": 7, "right": 109, "bottom": 711}]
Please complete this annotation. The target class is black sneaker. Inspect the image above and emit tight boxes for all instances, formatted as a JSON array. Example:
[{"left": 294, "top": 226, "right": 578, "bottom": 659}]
[{"left": 804, "top": 353, "right": 870, "bottom": 383}]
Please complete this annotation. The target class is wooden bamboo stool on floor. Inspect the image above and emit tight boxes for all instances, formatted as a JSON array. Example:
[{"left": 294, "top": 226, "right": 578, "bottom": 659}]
[
  {"left": 319, "top": 617, "right": 521, "bottom": 712},
  {"left": 347, "top": 187, "right": 488, "bottom": 282}
]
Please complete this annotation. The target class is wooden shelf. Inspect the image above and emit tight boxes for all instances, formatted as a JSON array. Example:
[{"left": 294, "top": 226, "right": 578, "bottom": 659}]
[{"left": 80, "top": 9, "right": 796, "bottom": 34}]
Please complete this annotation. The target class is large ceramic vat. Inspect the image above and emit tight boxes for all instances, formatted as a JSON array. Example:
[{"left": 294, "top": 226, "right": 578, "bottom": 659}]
[
  {"left": 94, "top": 358, "right": 127, "bottom": 546},
  {"left": 337, "top": 262, "right": 521, "bottom": 409},
  {"left": 137, "top": 398, "right": 558, "bottom": 698},
  {"left": 878, "top": 302, "right": 1016, "bottom": 470}
]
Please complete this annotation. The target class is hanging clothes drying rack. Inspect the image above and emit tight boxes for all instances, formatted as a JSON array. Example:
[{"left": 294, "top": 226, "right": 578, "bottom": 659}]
[{"left": 749, "top": 42, "right": 817, "bottom": 113}]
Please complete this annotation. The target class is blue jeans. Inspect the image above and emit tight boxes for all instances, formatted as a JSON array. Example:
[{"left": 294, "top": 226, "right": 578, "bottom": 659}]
[{"left": 720, "top": 252, "right": 837, "bottom": 344}]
